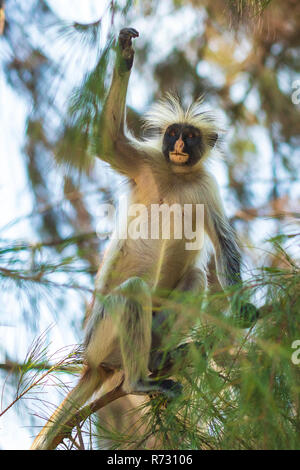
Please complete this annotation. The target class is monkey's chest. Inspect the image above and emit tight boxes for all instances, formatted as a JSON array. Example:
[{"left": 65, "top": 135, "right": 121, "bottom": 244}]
[
  {"left": 98, "top": 238, "right": 199, "bottom": 294},
  {"left": 96, "top": 196, "right": 204, "bottom": 294}
]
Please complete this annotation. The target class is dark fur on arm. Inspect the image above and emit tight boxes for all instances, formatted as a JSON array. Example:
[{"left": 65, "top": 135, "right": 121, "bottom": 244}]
[
  {"left": 211, "top": 213, "right": 242, "bottom": 288},
  {"left": 205, "top": 183, "right": 259, "bottom": 327}
]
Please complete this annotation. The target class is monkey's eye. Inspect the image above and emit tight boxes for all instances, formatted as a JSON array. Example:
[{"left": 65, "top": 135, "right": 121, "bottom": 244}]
[
  {"left": 169, "top": 130, "right": 177, "bottom": 137},
  {"left": 187, "top": 133, "right": 195, "bottom": 139}
]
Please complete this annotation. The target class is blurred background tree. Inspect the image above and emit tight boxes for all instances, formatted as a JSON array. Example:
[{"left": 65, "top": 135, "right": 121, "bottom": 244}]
[{"left": 0, "top": 0, "right": 299, "bottom": 450}]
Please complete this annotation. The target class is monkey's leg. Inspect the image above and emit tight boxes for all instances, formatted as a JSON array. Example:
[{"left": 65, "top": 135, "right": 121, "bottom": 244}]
[
  {"left": 116, "top": 277, "right": 152, "bottom": 391},
  {"left": 85, "top": 278, "right": 151, "bottom": 381},
  {"left": 86, "top": 277, "right": 182, "bottom": 398},
  {"left": 150, "top": 267, "right": 207, "bottom": 372},
  {"left": 115, "top": 277, "right": 182, "bottom": 398}
]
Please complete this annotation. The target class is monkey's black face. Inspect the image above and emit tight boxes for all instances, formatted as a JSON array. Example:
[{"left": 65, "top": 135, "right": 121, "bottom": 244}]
[
  {"left": 162, "top": 123, "right": 217, "bottom": 167},
  {"left": 162, "top": 124, "right": 204, "bottom": 166}
]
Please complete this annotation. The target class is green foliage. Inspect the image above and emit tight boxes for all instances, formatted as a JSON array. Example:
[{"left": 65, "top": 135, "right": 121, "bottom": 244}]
[
  {"left": 2, "top": 235, "right": 299, "bottom": 450},
  {"left": 122, "top": 254, "right": 300, "bottom": 450},
  {"left": 54, "top": 38, "right": 114, "bottom": 171}
]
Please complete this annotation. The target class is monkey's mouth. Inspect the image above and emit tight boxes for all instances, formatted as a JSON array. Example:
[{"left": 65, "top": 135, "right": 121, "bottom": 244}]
[{"left": 169, "top": 152, "right": 189, "bottom": 164}]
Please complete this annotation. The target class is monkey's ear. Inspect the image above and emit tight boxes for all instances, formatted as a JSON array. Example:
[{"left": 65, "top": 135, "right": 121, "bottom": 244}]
[{"left": 207, "top": 132, "right": 218, "bottom": 148}]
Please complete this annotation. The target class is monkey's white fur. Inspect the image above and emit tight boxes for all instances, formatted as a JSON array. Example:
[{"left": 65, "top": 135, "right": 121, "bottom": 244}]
[{"left": 144, "top": 93, "right": 215, "bottom": 133}]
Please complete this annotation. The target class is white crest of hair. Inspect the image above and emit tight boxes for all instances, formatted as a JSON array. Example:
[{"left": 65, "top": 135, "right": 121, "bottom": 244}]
[{"left": 143, "top": 93, "right": 219, "bottom": 134}]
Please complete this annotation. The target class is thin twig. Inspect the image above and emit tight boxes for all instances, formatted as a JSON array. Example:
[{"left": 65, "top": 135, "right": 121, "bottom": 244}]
[
  {"left": 0, "top": 356, "right": 72, "bottom": 418},
  {"left": 0, "top": 360, "right": 81, "bottom": 374},
  {"left": 76, "top": 425, "right": 85, "bottom": 450},
  {"left": 0, "top": 267, "right": 94, "bottom": 293},
  {"left": 68, "top": 435, "right": 82, "bottom": 450}
]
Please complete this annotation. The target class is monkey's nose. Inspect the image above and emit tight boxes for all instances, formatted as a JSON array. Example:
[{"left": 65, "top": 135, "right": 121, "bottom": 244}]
[{"left": 174, "top": 136, "right": 184, "bottom": 153}]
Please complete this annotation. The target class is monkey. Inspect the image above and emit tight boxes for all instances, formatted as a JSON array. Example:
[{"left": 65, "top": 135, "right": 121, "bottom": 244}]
[{"left": 31, "top": 27, "right": 258, "bottom": 450}]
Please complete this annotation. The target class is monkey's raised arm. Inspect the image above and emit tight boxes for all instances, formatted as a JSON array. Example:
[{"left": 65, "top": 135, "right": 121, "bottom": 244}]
[
  {"left": 98, "top": 28, "right": 141, "bottom": 176},
  {"left": 204, "top": 176, "right": 258, "bottom": 325}
]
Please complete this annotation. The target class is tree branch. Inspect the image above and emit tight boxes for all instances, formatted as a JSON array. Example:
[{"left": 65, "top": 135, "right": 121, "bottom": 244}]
[
  {"left": 0, "top": 360, "right": 81, "bottom": 374},
  {"left": 47, "top": 381, "right": 127, "bottom": 450},
  {"left": 31, "top": 309, "right": 270, "bottom": 449},
  {"left": 40, "top": 341, "right": 206, "bottom": 449}
]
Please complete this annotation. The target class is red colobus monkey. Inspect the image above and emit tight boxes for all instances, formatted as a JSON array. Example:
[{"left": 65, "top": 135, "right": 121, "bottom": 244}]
[{"left": 31, "top": 28, "right": 257, "bottom": 450}]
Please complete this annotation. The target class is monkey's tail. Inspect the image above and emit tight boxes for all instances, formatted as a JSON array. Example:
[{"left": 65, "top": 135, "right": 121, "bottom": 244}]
[{"left": 30, "top": 369, "right": 102, "bottom": 450}]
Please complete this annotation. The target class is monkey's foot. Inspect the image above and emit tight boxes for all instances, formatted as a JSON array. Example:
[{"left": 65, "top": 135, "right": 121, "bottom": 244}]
[{"left": 131, "top": 378, "right": 183, "bottom": 399}]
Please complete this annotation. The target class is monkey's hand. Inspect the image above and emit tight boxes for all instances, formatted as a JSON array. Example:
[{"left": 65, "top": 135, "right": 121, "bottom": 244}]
[
  {"left": 118, "top": 27, "right": 139, "bottom": 70},
  {"left": 233, "top": 302, "right": 259, "bottom": 328}
]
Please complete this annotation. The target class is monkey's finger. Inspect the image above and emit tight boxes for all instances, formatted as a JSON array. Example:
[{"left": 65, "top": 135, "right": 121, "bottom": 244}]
[{"left": 119, "top": 27, "right": 139, "bottom": 38}]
